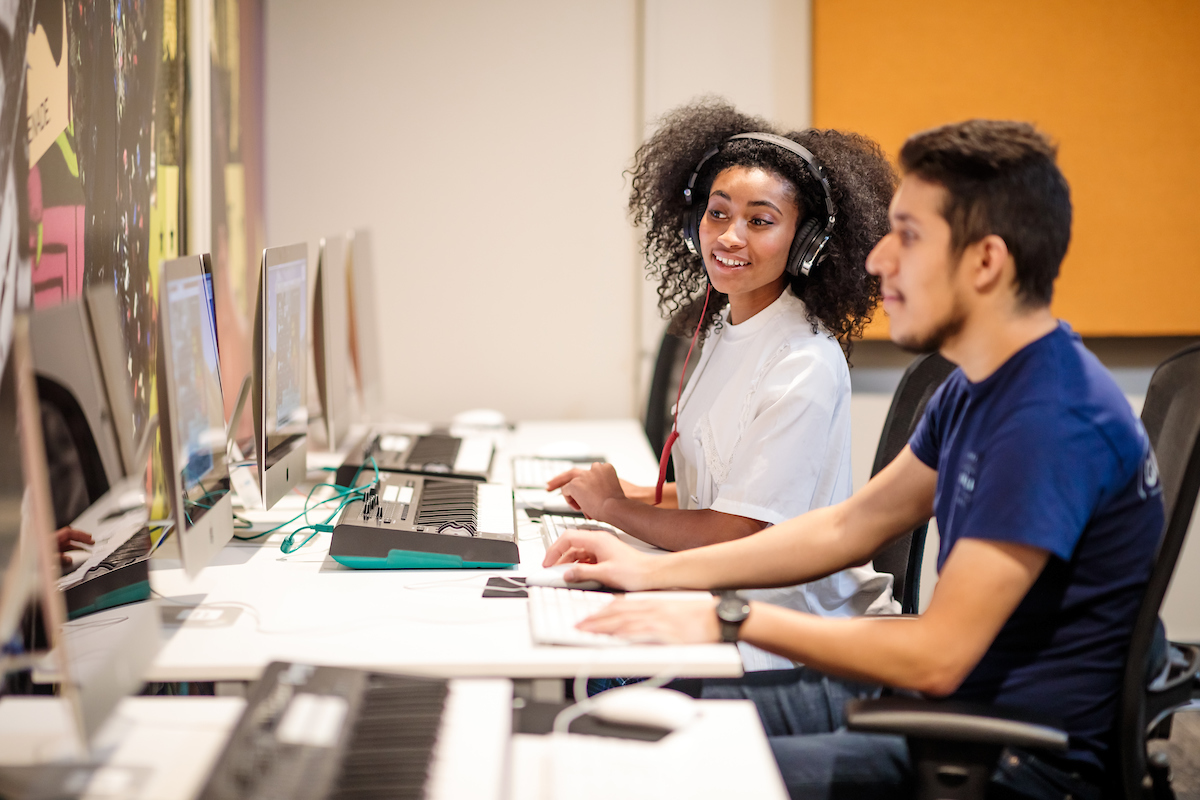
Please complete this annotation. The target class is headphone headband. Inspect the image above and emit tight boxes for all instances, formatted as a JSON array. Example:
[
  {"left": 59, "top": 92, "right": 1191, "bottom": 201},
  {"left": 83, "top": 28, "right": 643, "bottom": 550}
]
[{"left": 682, "top": 131, "right": 837, "bottom": 277}]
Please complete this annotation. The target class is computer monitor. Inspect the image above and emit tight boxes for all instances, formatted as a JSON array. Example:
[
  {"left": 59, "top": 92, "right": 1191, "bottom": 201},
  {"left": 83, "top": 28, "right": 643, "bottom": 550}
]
[
  {"left": 313, "top": 233, "right": 352, "bottom": 450},
  {"left": 83, "top": 287, "right": 140, "bottom": 477},
  {"left": 346, "top": 228, "right": 384, "bottom": 418},
  {"left": 252, "top": 243, "right": 309, "bottom": 509},
  {"left": 0, "top": 326, "right": 39, "bottom": 649},
  {"left": 158, "top": 254, "right": 235, "bottom": 579},
  {"left": 28, "top": 298, "right": 135, "bottom": 498},
  {"left": 3, "top": 314, "right": 160, "bottom": 750}
]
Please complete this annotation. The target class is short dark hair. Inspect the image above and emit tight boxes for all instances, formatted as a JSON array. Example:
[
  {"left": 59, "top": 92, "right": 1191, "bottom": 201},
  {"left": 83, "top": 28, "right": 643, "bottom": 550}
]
[{"left": 898, "top": 120, "right": 1072, "bottom": 307}]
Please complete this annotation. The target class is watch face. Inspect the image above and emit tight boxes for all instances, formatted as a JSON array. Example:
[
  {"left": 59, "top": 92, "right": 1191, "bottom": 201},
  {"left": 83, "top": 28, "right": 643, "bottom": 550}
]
[{"left": 717, "top": 592, "right": 750, "bottom": 623}]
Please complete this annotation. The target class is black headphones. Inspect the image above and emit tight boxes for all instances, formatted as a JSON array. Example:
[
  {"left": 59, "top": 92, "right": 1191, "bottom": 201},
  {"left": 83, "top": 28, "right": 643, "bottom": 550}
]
[{"left": 682, "top": 132, "right": 837, "bottom": 278}]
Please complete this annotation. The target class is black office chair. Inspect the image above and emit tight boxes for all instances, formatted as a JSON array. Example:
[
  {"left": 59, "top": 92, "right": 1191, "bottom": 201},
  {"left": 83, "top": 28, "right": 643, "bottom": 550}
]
[
  {"left": 38, "top": 376, "right": 110, "bottom": 528},
  {"left": 868, "top": 352, "right": 957, "bottom": 613},
  {"left": 845, "top": 341, "right": 1200, "bottom": 800},
  {"left": 643, "top": 327, "right": 696, "bottom": 484}
]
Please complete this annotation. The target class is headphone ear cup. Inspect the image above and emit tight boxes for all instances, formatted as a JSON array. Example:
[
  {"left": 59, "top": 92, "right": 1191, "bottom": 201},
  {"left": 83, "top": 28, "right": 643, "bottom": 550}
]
[
  {"left": 787, "top": 217, "right": 821, "bottom": 277},
  {"left": 682, "top": 198, "right": 706, "bottom": 258}
]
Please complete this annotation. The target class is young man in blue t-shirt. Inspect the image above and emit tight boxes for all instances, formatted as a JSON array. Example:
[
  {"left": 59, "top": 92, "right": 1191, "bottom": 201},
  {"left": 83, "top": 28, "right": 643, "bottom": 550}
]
[{"left": 543, "top": 120, "right": 1164, "bottom": 798}]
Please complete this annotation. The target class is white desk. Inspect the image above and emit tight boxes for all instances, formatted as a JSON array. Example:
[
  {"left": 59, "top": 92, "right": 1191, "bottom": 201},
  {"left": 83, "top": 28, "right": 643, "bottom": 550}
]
[
  {"left": 0, "top": 690, "right": 786, "bottom": 800},
  {"left": 54, "top": 421, "right": 741, "bottom": 684},
  {"left": 0, "top": 696, "right": 245, "bottom": 800},
  {"left": 0, "top": 679, "right": 510, "bottom": 800},
  {"left": 510, "top": 700, "right": 789, "bottom": 799}
]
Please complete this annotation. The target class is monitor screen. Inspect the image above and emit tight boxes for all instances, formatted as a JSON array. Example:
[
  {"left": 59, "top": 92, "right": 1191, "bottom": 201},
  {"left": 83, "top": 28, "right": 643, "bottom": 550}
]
[
  {"left": 346, "top": 228, "right": 384, "bottom": 418},
  {"left": 314, "top": 234, "right": 351, "bottom": 449},
  {"left": 166, "top": 270, "right": 228, "bottom": 502},
  {"left": 159, "top": 255, "right": 234, "bottom": 576},
  {"left": 253, "top": 243, "right": 308, "bottom": 509},
  {"left": 0, "top": 339, "right": 33, "bottom": 646},
  {"left": 265, "top": 254, "right": 307, "bottom": 449},
  {"left": 5, "top": 315, "right": 162, "bottom": 762}
]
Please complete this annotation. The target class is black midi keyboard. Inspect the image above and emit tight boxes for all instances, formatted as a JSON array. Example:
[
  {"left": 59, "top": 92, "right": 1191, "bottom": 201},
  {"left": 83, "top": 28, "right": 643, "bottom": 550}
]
[
  {"left": 329, "top": 472, "right": 518, "bottom": 569},
  {"left": 196, "top": 662, "right": 449, "bottom": 800},
  {"left": 335, "top": 430, "right": 495, "bottom": 486}
]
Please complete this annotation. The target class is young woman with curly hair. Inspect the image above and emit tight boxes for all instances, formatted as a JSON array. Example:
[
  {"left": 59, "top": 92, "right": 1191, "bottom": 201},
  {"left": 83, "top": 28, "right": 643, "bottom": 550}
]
[{"left": 549, "top": 99, "right": 899, "bottom": 669}]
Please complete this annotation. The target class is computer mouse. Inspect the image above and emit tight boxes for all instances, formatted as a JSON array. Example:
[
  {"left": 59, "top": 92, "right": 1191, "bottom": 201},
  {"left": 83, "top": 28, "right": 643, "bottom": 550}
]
[
  {"left": 587, "top": 686, "right": 699, "bottom": 731},
  {"left": 524, "top": 563, "right": 603, "bottom": 591}
]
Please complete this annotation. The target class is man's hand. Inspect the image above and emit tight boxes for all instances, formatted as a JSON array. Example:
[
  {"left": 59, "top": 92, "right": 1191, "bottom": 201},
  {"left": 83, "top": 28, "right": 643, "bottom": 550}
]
[
  {"left": 578, "top": 597, "right": 720, "bottom": 644},
  {"left": 56, "top": 526, "right": 94, "bottom": 568},
  {"left": 542, "top": 528, "right": 662, "bottom": 592}
]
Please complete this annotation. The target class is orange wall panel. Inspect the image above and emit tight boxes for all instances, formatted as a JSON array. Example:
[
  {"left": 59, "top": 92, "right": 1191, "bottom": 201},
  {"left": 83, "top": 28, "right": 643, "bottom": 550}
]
[{"left": 814, "top": 0, "right": 1200, "bottom": 337}]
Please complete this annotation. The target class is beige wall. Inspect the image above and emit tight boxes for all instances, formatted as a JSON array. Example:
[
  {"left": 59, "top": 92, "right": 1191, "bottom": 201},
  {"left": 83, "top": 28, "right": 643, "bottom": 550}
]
[
  {"left": 637, "top": 0, "right": 812, "bottom": 407},
  {"left": 264, "top": 2, "right": 1198, "bottom": 642},
  {"left": 265, "top": 0, "right": 639, "bottom": 421}
]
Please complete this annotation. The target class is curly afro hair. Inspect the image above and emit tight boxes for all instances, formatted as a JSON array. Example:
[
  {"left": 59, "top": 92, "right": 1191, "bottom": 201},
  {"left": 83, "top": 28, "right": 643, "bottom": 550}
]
[{"left": 629, "top": 98, "right": 896, "bottom": 353}]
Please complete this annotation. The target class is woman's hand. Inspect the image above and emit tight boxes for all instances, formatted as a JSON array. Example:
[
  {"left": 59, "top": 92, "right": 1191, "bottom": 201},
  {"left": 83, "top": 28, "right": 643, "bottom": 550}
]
[
  {"left": 56, "top": 526, "right": 94, "bottom": 568},
  {"left": 557, "top": 463, "right": 625, "bottom": 519},
  {"left": 578, "top": 597, "right": 720, "bottom": 644},
  {"left": 545, "top": 465, "right": 655, "bottom": 508},
  {"left": 542, "top": 528, "right": 661, "bottom": 592}
]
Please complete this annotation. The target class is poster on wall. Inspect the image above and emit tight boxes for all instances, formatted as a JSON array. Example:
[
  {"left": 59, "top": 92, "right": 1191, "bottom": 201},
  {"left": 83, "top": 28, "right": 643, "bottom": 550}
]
[
  {"left": 23, "top": 0, "right": 184, "bottom": 443},
  {"left": 0, "top": 0, "right": 34, "bottom": 376}
]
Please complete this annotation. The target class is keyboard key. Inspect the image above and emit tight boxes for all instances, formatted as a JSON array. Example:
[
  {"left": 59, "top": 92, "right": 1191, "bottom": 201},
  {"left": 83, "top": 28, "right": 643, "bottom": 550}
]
[{"left": 527, "top": 587, "right": 629, "bottom": 647}]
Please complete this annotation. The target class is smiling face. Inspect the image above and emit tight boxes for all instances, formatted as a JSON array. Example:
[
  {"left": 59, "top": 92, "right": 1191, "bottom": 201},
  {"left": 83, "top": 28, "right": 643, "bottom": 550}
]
[
  {"left": 698, "top": 166, "right": 801, "bottom": 324},
  {"left": 866, "top": 175, "right": 971, "bottom": 353}
]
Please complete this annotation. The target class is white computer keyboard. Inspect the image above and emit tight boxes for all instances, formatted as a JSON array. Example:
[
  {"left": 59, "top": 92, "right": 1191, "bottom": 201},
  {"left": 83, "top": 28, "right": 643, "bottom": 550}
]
[
  {"left": 541, "top": 514, "right": 666, "bottom": 556},
  {"left": 540, "top": 513, "right": 619, "bottom": 549},
  {"left": 511, "top": 456, "right": 603, "bottom": 489},
  {"left": 527, "top": 586, "right": 628, "bottom": 647}
]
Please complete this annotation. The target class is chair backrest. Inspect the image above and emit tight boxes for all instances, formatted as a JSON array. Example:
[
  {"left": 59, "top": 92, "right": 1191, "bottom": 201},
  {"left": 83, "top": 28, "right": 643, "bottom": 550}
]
[
  {"left": 868, "top": 352, "right": 957, "bottom": 612},
  {"left": 38, "top": 376, "right": 110, "bottom": 526},
  {"left": 1114, "top": 341, "right": 1200, "bottom": 799},
  {"left": 643, "top": 328, "right": 696, "bottom": 484}
]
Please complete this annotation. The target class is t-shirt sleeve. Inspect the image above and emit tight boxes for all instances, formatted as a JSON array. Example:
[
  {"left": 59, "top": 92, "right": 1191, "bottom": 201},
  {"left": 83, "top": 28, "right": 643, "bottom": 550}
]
[
  {"left": 908, "top": 376, "right": 957, "bottom": 470},
  {"left": 708, "top": 345, "right": 849, "bottom": 524},
  {"left": 952, "top": 408, "right": 1122, "bottom": 561}
]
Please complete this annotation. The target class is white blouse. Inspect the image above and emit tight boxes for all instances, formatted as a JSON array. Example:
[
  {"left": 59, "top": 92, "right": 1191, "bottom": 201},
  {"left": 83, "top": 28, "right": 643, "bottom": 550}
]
[{"left": 672, "top": 288, "right": 898, "bottom": 671}]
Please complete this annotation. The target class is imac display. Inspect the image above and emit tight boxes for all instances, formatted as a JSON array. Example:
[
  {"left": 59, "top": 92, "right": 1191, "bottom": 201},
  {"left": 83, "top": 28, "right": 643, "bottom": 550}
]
[
  {"left": 314, "top": 234, "right": 352, "bottom": 449},
  {"left": 29, "top": 301, "right": 129, "bottom": 496},
  {"left": 83, "top": 287, "right": 140, "bottom": 478},
  {"left": 346, "top": 228, "right": 384, "bottom": 418},
  {"left": 2, "top": 314, "right": 161, "bottom": 769},
  {"left": 158, "top": 255, "right": 235, "bottom": 578},
  {"left": 253, "top": 243, "right": 308, "bottom": 509},
  {"left": 0, "top": 334, "right": 35, "bottom": 647}
]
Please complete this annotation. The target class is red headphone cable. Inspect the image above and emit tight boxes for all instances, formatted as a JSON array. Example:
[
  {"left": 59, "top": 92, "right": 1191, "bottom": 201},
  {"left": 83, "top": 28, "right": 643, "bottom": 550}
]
[{"left": 654, "top": 283, "right": 713, "bottom": 505}]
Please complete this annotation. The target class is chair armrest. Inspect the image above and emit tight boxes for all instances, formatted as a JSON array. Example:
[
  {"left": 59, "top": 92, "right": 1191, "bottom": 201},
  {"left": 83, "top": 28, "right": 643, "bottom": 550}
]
[{"left": 845, "top": 696, "right": 1069, "bottom": 752}]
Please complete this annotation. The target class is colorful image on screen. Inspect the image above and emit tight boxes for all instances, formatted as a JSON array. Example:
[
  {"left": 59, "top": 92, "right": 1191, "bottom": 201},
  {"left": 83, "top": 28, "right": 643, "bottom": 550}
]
[
  {"left": 166, "top": 274, "right": 225, "bottom": 491},
  {"left": 265, "top": 259, "right": 306, "bottom": 432}
]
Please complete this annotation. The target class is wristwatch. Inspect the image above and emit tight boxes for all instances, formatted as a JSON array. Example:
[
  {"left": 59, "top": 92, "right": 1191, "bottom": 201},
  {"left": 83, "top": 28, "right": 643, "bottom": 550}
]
[{"left": 716, "top": 591, "right": 751, "bottom": 643}]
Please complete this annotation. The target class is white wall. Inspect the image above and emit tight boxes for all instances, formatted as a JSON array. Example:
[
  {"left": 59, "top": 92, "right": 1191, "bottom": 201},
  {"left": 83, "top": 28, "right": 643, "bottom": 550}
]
[
  {"left": 636, "top": 0, "right": 812, "bottom": 409},
  {"left": 264, "top": 3, "right": 1199, "bottom": 641},
  {"left": 265, "top": 0, "right": 639, "bottom": 421}
]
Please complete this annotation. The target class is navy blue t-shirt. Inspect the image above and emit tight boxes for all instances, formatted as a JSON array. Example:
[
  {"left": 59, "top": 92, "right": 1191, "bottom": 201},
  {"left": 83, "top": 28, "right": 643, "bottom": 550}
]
[{"left": 909, "top": 322, "right": 1163, "bottom": 770}]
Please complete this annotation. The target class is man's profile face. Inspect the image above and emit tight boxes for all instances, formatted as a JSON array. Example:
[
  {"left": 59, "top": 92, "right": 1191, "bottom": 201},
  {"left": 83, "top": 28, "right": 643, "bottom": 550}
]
[{"left": 866, "top": 176, "right": 968, "bottom": 354}]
